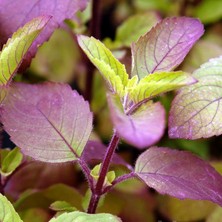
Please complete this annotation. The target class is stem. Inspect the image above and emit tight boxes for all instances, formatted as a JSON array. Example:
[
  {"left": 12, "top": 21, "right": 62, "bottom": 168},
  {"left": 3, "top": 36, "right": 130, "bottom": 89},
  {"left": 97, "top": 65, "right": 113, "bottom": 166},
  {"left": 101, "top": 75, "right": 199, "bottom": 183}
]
[
  {"left": 102, "top": 172, "right": 136, "bottom": 194},
  {"left": 78, "top": 158, "right": 94, "bottom": 192},
  {"left": 87, "top": 132, "right": 120, "bottom": 213}
]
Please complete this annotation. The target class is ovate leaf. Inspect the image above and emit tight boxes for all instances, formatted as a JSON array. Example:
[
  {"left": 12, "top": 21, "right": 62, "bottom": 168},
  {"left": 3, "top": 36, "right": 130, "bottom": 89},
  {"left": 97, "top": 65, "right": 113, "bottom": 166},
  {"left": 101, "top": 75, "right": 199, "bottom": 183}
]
[
  {"left": 132, "top": 17, "right": 204, "bottom": 79},
  {"left": 129, "top": 71, "right": 196, "bottom": 103},
  {"left": 108, "top": 94, "right": 165, "bottom": 148},
  {"left": 0, "top": 193, "right": 22, "bottom": 222},
  {"left": 0, "top": 147, "right": 23, "bottom": 176},
  {"left": 0, "top": 16, "right": 50, "bottom": 85},
  {"left": 49, "top": 211, "right": 122, "bottom": 222},
  {"left": 0, "top": 0, "right": 89, "bottom": 63},
  {"left": 77, "top": 35, "right": 129, "bottom": 97},
  {"left": 115, "top": 12, "right": 160, "bottom": 47},
  {"left": 135, "top": 147, "right": 222, "bottom": 206},
  {"left": 169, "top": 56, "right": 222, "bottom": 139},
  {"left": 1, "top": 82, "right": 92, "bottom": 163}
]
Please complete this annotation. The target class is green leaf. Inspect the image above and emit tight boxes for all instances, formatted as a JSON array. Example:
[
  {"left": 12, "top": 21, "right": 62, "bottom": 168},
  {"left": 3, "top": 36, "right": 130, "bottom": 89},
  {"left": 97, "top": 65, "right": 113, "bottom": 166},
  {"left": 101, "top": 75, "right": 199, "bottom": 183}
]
[
  {"left": 0, "top": 16, "right": 50, "bottom": 85},
  {"left": 50, "top": 201, "right": 77, "bottom": 212},
  {"left": 129, "top": 71, "right": 196, "bottom": 103},
  {"left": 194, "top": 0, "right": 222, "bottom": 24},
  {"left": 115, "top": 12, "right": 160, "bottom": 47},
  {"left": 49, "top": 211, "right": 122, "bottom": 222},
  {"left": 77, "top": 35, "right": 129, "bottom": 97},
  {"left": 0, "top": 147, "right": 23, "bottom": 176},
  {"left": 169, "top": 56, "right": 222, "bottom": 139},
  {"left": 0, "top": 193, "right": 22, "bottom": 222}
]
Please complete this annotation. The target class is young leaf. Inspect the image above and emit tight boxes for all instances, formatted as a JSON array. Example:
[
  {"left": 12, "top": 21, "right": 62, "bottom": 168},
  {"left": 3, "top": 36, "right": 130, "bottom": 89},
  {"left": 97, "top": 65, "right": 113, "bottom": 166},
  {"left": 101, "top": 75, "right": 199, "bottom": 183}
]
[
  {"left": 0, "top": 193, "right": 22, "bottom": 222},
  {"left": 1, "top": 82, "right": 93, "bottom": 163},
  {"left": 0, "top": 147, "right": 23, "bottom": 176},
  {"left": 49, "top": 211, "right": 122, "bottom": 222},
  {"left": 77, "top": 35, "right": 129, "bottom": 97},
  {"left": 135, "top": 147, "right": 222, "bottom": 206},
  {"left": 129, "top": 71, "right": 196, "bottom": 103},
  {"left": 50, "top": 201, "right": 77, "bottom": 212},
  {"left": 0, "top": 16, "right": 50, "bottom": 86},
  {"left": 0, "top": 0, "right": 88, "bottom": 63},
  {"left": 108, "top": 94, "right": 165, "bottom": 148},
  {"left": 131, "top": 17, "right": 204, "bottom": 79},
  {"left": 115, "top": 12, "right": 160, "bottom": 47},
  {"left": 169, "top": 56, "right": 222, "bottom": 139}
]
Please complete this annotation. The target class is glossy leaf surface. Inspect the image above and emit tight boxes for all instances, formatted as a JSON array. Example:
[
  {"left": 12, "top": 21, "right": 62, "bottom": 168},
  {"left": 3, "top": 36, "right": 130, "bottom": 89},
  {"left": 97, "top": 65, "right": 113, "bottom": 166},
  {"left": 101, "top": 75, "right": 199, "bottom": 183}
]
[
  {"left": 0, "top": 193, "right": 22, "bottom": 222},
  {"left": 132, "top": 17, "right": 204, "bottom": 78},
  {"left": 108, "top": 94, "right": 165, "bottom": 148},
  {"left": 1, "top": 83, "right": 92, "bottom": 162},
  {"left": 49, "top": 211, "right": 122, "bottom": 222},
  {"left": 169, "top": 56, "right": 222, "bottom": 139},
  {"left": 135, "top": 147, "right": 222, "bottom": 206},
  {"left": 77, "top": 35, "right": 128, "bottom": 97},
  {"left": 129, "top": 71, "right": 196, "bottom": 103},
  {"left": 0, "top": 16, "right": 50, "bottom": 85}
]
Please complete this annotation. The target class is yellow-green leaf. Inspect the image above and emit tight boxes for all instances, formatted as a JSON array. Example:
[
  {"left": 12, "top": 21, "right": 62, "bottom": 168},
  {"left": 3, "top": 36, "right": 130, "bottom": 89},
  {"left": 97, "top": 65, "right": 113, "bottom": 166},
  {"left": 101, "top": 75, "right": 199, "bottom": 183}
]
[
  {"left": 0, "top": 193, "right": 22, "bottom": 222},
  {"left": 77, "top": 35, "right": 129, "bottom": 97},
  {"left": 0, "top": 16, "right": 50, "bottom": 85},
  {"left": 129, "top": 71, "right": 196, "bottom": 103},
  {"left": 49, "top": 211, "right": 122, "bottom": 222},
  {"left": 0, "top": 147, "right": 23, "bottom": 176}
]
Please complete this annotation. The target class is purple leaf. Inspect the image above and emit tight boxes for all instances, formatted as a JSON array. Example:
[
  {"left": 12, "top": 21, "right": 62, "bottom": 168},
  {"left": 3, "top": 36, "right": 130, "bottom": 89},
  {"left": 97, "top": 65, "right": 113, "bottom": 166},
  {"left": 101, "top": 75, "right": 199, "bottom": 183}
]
[
  {"left": 135, "top": 147, "right": 222, "bottom": 206},
  {"left": 82, "top": 141, "right": 132, "bottom": 170},
  {"left": 132, "top": 17, "right": 204, "bottom": 79},
  {"left": 108, "top": 94, "right": 165, "bottom": 149},
  {"left": 169, "top": 56, "right": 222, "bottom": 139},
  {"left": 1, "top": 82, "right": 92, "bottom": 163},
  {"left": 0, "top": 0, "right": 88, "bottom": 64}
]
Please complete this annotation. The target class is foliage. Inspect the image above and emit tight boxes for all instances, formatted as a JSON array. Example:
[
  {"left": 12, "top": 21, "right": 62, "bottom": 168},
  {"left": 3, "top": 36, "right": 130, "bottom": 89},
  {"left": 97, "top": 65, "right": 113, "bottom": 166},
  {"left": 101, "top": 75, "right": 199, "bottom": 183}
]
[{"left": 0, "top": 0, "right": 222, "bottom": 221}]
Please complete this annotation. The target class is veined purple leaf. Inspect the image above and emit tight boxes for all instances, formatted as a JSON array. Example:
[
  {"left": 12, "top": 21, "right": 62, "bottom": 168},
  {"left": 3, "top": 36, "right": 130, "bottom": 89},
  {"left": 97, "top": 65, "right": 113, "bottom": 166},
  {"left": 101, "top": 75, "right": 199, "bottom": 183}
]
[
  {"left": 1, "top": 82, "right": 92, "bottom": 163},
  {"left": 132, "top": 17, "right": 204, "bottom": 79},
  {"left": 169, "top": 56, "right": 222, "bottom": 139},
  {"left": 135, "top": 147, "right": 222, "bottom": 206},
  {"left": 0, "top": 0, "right": 88, "bottom": 63},
  {"left": 108, "top": 94, "right": 165, "bottom": 149}
]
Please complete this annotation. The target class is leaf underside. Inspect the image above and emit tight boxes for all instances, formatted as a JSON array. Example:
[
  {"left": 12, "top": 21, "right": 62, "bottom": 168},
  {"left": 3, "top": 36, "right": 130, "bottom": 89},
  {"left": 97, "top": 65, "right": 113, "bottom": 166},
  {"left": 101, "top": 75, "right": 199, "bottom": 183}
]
[{"left": 108, "top": 94, "right": 165, "bottom": 148}]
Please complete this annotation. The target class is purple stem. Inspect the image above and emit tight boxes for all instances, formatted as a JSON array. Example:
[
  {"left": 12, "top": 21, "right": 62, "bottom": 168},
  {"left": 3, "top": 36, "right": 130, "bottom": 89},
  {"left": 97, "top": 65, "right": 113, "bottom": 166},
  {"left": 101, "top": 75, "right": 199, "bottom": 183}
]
[
  {"left": 87, "top": 132, "right": 120, "bottom": 213},
  {"left": 102, "top": 172, "right": 136, "bottom": 194}
]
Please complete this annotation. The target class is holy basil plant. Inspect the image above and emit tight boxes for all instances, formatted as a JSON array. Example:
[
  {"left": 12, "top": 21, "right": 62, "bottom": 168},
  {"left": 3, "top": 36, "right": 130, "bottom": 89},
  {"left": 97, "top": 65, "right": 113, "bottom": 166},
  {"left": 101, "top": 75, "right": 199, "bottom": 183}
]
[{"left": 1, "top": 14, "right": 222, "bottom": 221}]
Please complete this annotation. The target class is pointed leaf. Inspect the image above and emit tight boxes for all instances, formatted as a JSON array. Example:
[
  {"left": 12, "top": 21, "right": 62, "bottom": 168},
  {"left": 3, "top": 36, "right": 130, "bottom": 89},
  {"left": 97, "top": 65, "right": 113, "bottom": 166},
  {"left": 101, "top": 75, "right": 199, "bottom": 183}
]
[
  {"left": 169, "top": 56, "right": 222, "bottom": 139},
  {"left": 0, "top": 193, "right": 22, "bottom": 222},
  {"left": 77, "top": 35, "right": 129, "bottom": 97},
  {"left": 50, "top": 201, "right": 77, "bottom": 212},
  {"left": 108, "top": 94, "right": 165, "bottom": 148},
  {"left": 1, "top": 82, "right": 92, "bottom": 163},
  {"left": 129, "top": 71, "right": 196, "bottom": 103},
  {"left": 135, "top": 147, "right": 222, "bottom": 206},
  {"left": 0, "top": 16, "right": 50, "bottom": 85},
  {"left": 132, "top": 17, "right": 204, "bottom": 78},
  {"left": 115, "top": 12, "right": 160, "bottom": 47},
  {"left": 0, "top": 147, "right": 23, "bottom": 176},
  {"left": 49, "top": 211, "right": 122, "bottom": 222},
  {"left": 0, "top": 0, "right": 88, "bottom": 64}
]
